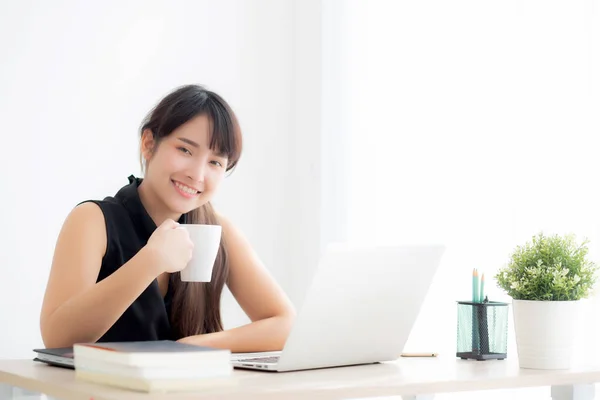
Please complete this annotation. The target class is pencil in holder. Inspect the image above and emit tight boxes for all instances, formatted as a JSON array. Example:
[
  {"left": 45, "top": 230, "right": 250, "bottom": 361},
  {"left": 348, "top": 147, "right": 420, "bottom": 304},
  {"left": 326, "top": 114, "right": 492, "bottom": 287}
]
[{"left": 456, "top": 301, "right": 508, "bottom": 360}]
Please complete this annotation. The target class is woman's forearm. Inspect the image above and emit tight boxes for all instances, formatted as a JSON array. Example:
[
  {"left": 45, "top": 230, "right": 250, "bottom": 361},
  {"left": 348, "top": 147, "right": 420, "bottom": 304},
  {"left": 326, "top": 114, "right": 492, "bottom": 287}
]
[
  {"left": 179, "top": 314, "right": 295, "bottom": 353},
  {"left": 40, "top": 248, "right": 160, "bottom": 348}
]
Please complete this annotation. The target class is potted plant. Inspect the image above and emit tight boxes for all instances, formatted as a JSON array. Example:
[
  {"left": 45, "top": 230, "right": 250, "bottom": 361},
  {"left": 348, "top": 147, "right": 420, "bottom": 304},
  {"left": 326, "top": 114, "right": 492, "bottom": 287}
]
[{"left": 495, "top": 232, "right": 598, "bottom": 369}]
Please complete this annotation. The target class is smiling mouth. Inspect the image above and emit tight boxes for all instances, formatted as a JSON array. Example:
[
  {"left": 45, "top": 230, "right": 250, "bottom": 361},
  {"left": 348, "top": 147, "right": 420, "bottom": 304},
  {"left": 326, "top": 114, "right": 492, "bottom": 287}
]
[{"left": 171, "top": 180, "right": 201, "bottom": 196}]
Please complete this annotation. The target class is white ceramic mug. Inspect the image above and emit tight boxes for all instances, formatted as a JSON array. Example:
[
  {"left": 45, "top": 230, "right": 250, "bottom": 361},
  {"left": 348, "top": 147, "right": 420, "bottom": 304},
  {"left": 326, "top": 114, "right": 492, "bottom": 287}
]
[{"left": 178, "top": 224, "right": 222, "bottom": 282}]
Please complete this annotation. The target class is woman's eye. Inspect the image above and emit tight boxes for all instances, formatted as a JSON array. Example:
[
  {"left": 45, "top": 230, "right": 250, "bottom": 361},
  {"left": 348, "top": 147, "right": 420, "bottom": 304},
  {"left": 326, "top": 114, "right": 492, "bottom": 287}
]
[
  {"left": 210, "top": 160, "right": 223, "bottom": 167},
  {"left": 178, "top": 147, "right": 192, "bottom": 155}
]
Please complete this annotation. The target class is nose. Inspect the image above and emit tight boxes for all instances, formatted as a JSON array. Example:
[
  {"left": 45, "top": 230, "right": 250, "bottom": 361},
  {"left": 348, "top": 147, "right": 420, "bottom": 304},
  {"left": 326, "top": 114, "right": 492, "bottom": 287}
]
[{"left": 188, "top": 158, "right": 207, "bottom": 183}]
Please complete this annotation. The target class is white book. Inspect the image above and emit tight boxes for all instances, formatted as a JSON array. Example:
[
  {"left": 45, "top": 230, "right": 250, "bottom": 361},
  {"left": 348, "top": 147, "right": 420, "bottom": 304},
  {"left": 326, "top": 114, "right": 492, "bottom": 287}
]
[
  {"left": 75, "top": 369, "right": 236, "bottom": 393},
  {"left": 73, "top": 340, "right": 230, "bottom": 368},
  {"left": 74, "top": 356, "right": 232, "bottom": 380}
]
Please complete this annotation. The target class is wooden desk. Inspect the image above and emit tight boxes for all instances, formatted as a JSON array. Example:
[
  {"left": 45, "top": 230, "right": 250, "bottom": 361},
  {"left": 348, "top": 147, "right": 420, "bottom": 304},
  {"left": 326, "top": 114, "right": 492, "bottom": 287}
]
[{"left": 0, "top": 357, "right": 598, "bottom": 400}]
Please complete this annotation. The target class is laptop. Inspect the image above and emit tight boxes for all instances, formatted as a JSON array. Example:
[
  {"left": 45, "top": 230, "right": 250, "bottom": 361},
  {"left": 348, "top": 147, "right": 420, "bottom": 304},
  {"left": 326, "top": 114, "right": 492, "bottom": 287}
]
[{"left": 231, "top": 244, "right": 445, "bottom": 372}]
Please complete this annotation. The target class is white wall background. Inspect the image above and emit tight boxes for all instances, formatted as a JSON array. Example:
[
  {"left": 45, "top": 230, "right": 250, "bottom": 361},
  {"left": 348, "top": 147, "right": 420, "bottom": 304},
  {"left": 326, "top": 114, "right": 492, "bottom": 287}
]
[
  {"left": 0, "top": 0, "right": 322, "bottom": 359},
  {"left": 2, "top": 2, "right": 600, "bottom": 397},
  {"left": 324, "top": 0, "right": 600, "bottom": 398},
  {"left": 336, "top": 0, "right": 600, "bottom": 353}
]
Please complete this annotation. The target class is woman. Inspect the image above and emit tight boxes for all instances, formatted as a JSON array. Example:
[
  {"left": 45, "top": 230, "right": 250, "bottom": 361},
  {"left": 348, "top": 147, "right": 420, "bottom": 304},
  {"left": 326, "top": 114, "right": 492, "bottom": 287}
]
[{"left": 40, "top": 85, "right": 295, "bottom": 352}]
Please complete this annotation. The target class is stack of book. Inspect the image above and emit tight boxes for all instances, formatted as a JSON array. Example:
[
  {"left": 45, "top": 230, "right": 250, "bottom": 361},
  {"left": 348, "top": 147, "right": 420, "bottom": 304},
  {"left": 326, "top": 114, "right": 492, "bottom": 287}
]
[{"left": 73, "top": 340, "right": 232, "bottom": 393}]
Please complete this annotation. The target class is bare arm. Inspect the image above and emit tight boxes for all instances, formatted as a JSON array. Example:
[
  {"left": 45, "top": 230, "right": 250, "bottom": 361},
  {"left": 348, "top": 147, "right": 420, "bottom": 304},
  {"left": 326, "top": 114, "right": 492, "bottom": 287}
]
[
  {"left": 40, "top": 203, "right": 161, "bottom": 348},
  {"left": 178, "top": 215, "right": 296, "bottom": 352}
]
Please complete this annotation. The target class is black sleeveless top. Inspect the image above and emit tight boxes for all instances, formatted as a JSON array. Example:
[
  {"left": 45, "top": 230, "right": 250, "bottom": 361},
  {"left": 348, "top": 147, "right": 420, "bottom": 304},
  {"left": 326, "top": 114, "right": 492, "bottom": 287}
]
[{"left": 81, "top": 175, "right": 185, "bottom": 342}]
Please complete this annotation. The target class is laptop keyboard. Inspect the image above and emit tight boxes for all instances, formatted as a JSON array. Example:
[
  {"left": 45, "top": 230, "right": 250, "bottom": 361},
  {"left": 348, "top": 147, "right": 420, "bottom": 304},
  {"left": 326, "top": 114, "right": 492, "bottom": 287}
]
[{"left": 238, "top": 356, "right": 280, "bottom": 364}]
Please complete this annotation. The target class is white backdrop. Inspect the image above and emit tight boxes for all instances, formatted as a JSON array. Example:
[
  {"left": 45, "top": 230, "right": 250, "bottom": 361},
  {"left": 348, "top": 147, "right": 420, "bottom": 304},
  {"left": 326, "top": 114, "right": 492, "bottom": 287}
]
[
  {"left": 0, "top": 0, "right": 322, "bottom": 359},
  {"left": 323, "top": 3, "right": 600, "bottom": 398},
  {"left": 329, "top": 0, "right": 600, "bottom": 367}
]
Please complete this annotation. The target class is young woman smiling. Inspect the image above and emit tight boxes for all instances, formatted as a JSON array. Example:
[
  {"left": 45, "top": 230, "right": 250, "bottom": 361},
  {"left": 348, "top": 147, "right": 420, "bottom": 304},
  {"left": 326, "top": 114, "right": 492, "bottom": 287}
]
[{"left": 40, "top": 85, "right": 295, "bottom": 352}]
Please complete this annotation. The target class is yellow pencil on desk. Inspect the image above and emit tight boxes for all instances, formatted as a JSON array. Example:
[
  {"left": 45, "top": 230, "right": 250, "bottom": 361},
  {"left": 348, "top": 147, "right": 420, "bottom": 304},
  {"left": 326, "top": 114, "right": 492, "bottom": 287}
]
[{"left": 400, "top": 352, "right": 438, "bottom": 357}]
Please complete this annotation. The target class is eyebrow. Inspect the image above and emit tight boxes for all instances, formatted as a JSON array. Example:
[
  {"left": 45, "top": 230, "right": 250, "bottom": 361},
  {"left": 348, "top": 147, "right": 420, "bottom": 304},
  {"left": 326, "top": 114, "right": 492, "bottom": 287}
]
[
  {"left": 177, "top": 137, "right": 199, "bottom": 148},
  {"left": 177, "top": 137, "right": 228, "bottom": 158}
]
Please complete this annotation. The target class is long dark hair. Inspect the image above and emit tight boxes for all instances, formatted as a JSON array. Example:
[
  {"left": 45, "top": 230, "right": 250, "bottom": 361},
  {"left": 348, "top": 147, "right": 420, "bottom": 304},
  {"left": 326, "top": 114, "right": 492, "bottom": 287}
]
[{"left": 139, "top": 84, "right": 242, "bottom": 338}]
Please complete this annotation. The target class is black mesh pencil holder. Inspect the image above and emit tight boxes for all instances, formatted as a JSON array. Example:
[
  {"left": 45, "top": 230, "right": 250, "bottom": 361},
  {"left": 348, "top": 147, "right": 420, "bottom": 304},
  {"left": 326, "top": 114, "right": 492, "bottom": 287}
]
[{"left": 456, "top": 301, "right": 509, "bottom": 361}]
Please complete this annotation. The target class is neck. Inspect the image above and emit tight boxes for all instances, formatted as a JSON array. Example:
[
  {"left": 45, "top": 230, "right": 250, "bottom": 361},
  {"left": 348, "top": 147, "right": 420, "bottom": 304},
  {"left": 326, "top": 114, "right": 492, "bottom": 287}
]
[{"left": 137, "top": 179, "right": 183, "bottom": 226}]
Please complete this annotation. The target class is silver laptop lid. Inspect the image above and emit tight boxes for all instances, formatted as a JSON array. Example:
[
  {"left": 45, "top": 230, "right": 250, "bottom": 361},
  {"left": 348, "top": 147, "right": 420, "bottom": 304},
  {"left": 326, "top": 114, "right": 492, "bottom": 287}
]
[{"left": 275, "top": 244, "right": 445, "bottom": 372}]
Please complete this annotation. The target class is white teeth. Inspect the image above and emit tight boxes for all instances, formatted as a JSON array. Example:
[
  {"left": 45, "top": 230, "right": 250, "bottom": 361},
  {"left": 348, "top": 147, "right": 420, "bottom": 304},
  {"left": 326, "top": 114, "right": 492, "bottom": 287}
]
[{"left": 174, "top": 181, "right": 198, "bottom": 195}]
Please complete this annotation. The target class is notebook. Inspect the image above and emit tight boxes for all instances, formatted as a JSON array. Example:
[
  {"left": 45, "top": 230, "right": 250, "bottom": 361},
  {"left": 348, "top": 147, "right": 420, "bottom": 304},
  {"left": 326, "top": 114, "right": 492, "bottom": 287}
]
[
  {"left": 33, "top": 347, "right": 74, "bottom": 369},
  {"left": 33, "top": 340, "right": 229, "bottom": 369}
]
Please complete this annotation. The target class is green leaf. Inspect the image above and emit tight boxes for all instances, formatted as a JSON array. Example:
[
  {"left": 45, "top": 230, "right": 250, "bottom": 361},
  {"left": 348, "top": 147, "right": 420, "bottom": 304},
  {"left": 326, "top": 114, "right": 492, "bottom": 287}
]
[{"left": 494, "top": 232, "right": 599, "bottom": 301}]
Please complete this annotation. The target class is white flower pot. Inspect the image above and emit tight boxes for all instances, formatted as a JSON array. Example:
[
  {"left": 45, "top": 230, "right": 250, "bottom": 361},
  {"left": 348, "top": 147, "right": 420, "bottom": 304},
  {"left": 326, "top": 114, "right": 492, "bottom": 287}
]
[{"left": 513, "top": 299, "right": 580, "bottom": 369}]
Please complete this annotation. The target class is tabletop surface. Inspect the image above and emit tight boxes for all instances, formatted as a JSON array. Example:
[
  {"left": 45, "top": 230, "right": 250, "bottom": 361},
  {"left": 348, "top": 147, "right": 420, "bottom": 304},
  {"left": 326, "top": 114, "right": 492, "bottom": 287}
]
[{"left": 2, "top": 356, "right": 600, "bottom": 400}]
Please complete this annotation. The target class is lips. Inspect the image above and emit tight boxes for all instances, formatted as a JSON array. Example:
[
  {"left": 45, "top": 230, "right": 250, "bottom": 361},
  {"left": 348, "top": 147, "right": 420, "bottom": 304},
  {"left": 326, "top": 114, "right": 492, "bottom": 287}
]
[{"left": 171, "top": 180, "right": 201, "bottom": 198}]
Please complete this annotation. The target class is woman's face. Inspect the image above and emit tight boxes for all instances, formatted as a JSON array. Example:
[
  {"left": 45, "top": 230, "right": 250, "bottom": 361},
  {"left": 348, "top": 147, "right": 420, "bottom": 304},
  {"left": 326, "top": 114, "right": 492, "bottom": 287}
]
[{"left": 142, "top": 114, "right": 229, "bottom": 215}]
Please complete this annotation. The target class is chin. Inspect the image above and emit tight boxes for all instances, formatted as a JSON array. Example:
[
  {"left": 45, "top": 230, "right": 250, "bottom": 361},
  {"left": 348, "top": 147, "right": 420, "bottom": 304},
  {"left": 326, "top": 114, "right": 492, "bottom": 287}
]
[
  {"left": 170, "top": 202, "right": 198, "bottom": 216},
  {"left": 170, "top": 197, "right": 209, "bottom": 216}
]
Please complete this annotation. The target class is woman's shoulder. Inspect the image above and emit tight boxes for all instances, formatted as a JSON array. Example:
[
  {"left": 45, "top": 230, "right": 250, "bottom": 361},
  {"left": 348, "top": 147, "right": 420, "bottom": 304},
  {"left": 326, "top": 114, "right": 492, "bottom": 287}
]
[
  {"left": 214, "top": 210, "right": 233, "bottom": 229},
  {"left": 76, "top": 195, "right": 129, "bottom": 220},
  {"left": 65, "top": 198, "right": 118, "bottom": 232},
  {"left": 57, "top": 201, "right": 108, "bottom": 257},
  {"left": 69, "top": 201, "right": 106, "bottom": 223},
  {"left": 213, "top": 211, "right": 249, "bottom": 242},
  {"left": 67, "top": 197, "right": 129, "bottom": 242}
]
